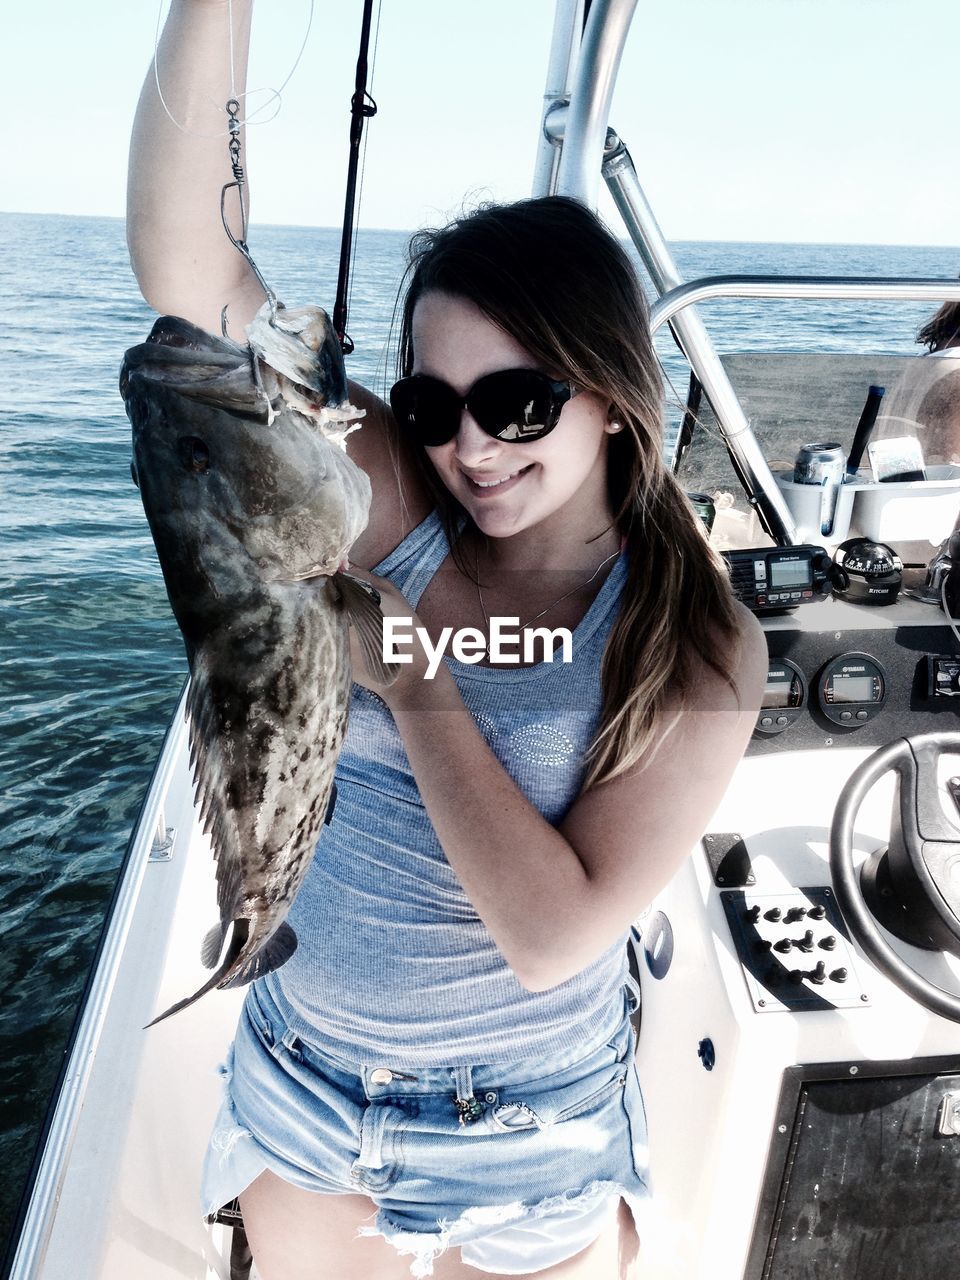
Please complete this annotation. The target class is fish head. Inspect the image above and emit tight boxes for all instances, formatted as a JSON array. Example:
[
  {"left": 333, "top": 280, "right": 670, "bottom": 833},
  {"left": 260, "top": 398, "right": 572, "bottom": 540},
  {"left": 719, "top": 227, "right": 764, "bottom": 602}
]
[{"left": 121, "top": 316, "right": 372, "bottom": 640}]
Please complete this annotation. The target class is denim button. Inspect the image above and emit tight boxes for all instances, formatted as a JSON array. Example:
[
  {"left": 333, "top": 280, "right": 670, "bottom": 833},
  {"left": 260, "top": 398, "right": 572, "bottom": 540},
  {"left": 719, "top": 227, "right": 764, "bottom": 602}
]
[{"left": 370, "top": 1068, "right": 394, "bottom": 1084}]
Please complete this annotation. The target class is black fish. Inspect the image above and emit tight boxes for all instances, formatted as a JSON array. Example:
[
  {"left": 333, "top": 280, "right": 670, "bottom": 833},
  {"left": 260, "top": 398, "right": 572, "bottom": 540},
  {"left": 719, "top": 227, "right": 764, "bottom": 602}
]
[{"left": 121, "top": 304, "right": 393, "bottom": 1024}]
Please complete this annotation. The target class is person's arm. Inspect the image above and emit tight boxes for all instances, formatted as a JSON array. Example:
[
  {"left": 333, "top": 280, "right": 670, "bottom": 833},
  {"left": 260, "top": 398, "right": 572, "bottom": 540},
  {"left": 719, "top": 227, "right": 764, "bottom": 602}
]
[
  {"left": 126, "top": 0, "right": 430, "bottom": 558},
  {"left": 360, "top": 583, "right": 768, "bottom": 991},
  {"left": 127, "top": 0, "right": 265, "bottom": 333}
]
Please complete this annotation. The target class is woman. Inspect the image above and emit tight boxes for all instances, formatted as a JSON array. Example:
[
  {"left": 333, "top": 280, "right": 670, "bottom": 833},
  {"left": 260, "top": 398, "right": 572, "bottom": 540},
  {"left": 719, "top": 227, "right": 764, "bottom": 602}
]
[{"left": 129, "top": 4, "right": 766, "bottom": 1277}]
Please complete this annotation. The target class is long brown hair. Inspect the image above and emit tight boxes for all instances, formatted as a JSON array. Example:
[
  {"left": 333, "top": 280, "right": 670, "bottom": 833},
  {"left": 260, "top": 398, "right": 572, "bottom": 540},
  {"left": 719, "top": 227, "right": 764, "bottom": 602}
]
[
  {"left": 396, "top": 196, "right": 742, "bottom": 787},
  {"left": 917, "top": 299, "right": 960, "bottom": 353}
]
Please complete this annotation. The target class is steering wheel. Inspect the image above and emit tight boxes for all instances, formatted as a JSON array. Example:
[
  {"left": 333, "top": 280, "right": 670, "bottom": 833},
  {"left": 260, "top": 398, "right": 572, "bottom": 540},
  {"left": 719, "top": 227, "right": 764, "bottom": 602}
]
[{"left": 830, "top": 731, "right": 960, "bottom": 1022}]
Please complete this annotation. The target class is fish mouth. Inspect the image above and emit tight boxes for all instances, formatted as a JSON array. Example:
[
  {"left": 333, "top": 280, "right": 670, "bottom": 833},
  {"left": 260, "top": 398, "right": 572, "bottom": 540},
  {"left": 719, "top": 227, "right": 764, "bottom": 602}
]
[
  {"left": 121, "top": 314, "right": 364, "bottom": 436},
  {"left": 119, "top": 315, "right": 270, "bottom": 421},
  {"left": 146, "top": 316, "right": 228, "bottom": 352}
]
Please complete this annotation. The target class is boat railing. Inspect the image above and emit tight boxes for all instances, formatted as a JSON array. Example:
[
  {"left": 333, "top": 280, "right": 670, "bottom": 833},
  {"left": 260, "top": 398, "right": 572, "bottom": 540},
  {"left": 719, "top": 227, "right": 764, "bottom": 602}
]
[{"left": 649, "top": 276, "right": 960, "bottom": 336}]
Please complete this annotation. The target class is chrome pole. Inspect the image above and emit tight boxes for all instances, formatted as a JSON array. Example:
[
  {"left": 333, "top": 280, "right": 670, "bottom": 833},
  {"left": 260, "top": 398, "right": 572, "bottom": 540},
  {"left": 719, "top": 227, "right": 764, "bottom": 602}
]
[
  {"left": 555, "top": 0, "right": 639, "bottom": 206},
  {"left": 532, "top": 0, "right": 584, "bottom": 197},
  {"left": 602, "top": 132, "right": 798, "bottom": 544},
  {"left": 649, "top": 275, "right": 960, "bottom": 334}
]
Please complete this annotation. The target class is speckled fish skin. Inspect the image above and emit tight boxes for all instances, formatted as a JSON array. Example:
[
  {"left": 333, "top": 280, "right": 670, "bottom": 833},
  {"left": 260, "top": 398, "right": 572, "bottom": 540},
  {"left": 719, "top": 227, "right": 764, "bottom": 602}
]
[{"left": 120, "top": 311, "right": 371, "bottom": 1024}]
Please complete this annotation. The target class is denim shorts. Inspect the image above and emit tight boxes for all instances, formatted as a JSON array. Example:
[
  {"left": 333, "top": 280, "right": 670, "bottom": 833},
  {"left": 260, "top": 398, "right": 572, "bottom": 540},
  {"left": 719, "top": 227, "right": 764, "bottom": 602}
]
[{"left": 201, "top": 981, "right": 650, "bottom": 1277}]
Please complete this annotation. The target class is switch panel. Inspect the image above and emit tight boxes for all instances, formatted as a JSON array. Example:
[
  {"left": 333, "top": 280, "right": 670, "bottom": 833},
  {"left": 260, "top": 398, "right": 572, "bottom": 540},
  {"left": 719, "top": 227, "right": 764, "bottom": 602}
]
[{"left": 721, "top": 887, "right": 869, "bottom": 1013}]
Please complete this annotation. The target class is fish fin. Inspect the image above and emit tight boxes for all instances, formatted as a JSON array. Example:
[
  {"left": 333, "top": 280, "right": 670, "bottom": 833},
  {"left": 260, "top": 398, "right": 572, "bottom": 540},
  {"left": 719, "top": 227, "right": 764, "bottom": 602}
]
[
  {"left": 145, "top": 918, "right": 251, "bottom": 1028},
  {"left": 201, "top": 921, "right": 227, "bottom": 969},
  {"left": 184, "top": 665, "right": 246, "bottom": 931},
  {"left": 220, "top": 921, "right": 298, "bottom": 989},
  {"left": 334, "top": 571, "right": 400, "bottom": 687}
]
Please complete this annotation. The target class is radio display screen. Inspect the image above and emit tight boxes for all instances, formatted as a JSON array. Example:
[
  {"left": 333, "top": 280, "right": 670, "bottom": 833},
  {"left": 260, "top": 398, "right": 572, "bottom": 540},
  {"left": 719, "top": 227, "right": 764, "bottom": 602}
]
[{"left": 769, "top": 558, "right": 812, "bottom": 589}]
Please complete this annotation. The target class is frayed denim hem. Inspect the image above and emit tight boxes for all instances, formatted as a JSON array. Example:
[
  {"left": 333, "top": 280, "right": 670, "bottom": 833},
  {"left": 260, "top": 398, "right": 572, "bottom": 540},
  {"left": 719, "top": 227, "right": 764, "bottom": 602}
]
[
  {"left": 358, "top": 1178, "right": 649, "bottom": 1277},
  {"left": 201, "top": 1046, "right": 269, "bottom": 1220}
]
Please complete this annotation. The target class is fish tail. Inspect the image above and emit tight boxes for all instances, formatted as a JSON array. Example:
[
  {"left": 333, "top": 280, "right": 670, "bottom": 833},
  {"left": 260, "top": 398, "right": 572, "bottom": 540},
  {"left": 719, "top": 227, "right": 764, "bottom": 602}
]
[
  {"left": 144, "top": 918, "right": 298, "bottom": 1027},
  {"left": 144, "top": 917, "right": 250, "bottom": 1027},
  {"left": 143, "top": 966, "right": 236, "bottom": 1028}
]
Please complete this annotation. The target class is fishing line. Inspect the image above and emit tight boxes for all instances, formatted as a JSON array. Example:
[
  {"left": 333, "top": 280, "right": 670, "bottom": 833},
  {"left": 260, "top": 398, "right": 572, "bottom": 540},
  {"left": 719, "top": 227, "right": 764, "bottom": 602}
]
[
  {"left": 152, "top": 0, "right": 315, "bottom": 138},
  {"left": 227, "top": 0, "right": 238, "bottom": 97}
]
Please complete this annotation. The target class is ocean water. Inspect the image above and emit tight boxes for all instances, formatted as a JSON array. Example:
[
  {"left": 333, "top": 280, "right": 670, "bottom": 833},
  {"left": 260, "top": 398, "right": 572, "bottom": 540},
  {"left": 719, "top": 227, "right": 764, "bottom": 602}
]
[{"left": 0, "top": 209, "right": 957, "bottom": 1253}]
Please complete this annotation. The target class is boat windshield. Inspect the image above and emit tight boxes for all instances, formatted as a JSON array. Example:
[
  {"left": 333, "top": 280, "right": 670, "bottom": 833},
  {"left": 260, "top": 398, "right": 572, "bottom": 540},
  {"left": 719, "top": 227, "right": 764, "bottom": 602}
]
[{"left": 669, "top": 347, "right": 960, "bottom": 560}]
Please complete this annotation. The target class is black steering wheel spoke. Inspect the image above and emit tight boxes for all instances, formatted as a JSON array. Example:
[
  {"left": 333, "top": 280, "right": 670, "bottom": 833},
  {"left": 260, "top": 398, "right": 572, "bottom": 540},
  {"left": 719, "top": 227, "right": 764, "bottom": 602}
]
[
  {"left": 830, "top": 732, "right": 960, "bottom": 1021},
  {"left": 883, "top": 738, "right": 960, "bottom": 953}
]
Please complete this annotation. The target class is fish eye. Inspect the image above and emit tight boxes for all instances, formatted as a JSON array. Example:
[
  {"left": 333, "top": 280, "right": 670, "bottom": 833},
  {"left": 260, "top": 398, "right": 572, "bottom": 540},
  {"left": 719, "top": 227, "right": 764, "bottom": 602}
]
[
  {"left": 130, "top": 460, "right": 140, "bottom": 489},
  {"left": 177, "top": 435, "right": 210, "bottom": 473}
]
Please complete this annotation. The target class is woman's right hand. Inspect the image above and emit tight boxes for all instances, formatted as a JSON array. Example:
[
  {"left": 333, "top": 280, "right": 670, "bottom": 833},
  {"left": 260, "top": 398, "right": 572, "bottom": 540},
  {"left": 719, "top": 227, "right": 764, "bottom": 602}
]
[{"left": 127, "top": 0, "right": 265, "bottom": 334}]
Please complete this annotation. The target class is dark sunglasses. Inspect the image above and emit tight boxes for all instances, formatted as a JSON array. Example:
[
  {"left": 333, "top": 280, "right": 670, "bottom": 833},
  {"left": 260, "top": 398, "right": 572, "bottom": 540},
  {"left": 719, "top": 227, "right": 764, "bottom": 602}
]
[{"left": 389, "top": 368, "right": 576, "bottom": 447}]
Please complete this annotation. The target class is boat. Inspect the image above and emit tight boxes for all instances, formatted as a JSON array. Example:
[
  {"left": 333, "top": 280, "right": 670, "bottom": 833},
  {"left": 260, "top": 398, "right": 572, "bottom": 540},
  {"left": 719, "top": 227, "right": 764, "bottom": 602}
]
[{"left": 7, "top": 1, "right": 960, "bottom": 1276}]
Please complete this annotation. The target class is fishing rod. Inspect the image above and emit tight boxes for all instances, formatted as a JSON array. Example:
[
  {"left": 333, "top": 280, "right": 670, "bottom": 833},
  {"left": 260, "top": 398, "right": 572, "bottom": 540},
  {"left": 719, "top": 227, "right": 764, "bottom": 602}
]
[{"left": 333, "top": 0, "right": 379, "bottom": 355}]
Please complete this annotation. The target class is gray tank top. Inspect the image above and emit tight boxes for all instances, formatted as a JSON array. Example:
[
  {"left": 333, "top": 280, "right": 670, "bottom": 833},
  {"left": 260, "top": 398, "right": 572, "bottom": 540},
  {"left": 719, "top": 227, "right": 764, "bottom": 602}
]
[{"left": 266, "top": 511, "right": 630, "bottom": 1064}]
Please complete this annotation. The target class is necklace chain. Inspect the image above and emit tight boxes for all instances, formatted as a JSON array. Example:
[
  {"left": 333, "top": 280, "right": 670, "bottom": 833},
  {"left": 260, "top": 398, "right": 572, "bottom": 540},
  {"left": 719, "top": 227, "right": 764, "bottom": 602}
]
[{"left": 474, "top": 544, "right": 620, "bottom": 660}]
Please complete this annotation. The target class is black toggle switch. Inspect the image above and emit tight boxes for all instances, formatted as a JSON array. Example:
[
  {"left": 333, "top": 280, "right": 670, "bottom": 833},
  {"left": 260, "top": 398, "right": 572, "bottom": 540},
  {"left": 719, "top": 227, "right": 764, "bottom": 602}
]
[
  {"left": 754, "top": 938, "right": 772, "bottom": 954},
  {"left": 764, "top": 907, "right": 783, "bottom": 922},
  {"left": 819, "top": 935, "right": 837, "bottom": 951},
  {"left": 830, "top": 967, "right": 848, "bottom": 983},
  {"left": 789, "top": 969, "right": 804, "bottom": 984},
  {"left": 808, "top": 904, "right": 826, "bottom": 920},
  {"left": 774, "top": 938, "right": 793, "bottom": 953},
  {"left": 809, "top": 961, "right": 827, "bottom": 985},
  {"left": 795, "top": 930, "right": 815, "bottom": 953},
  {"left": 784, "top": 906, "right": 807, "bottom": 924},
  {"left": 745, "top": 905, "right": 761, "bottom": 924}
]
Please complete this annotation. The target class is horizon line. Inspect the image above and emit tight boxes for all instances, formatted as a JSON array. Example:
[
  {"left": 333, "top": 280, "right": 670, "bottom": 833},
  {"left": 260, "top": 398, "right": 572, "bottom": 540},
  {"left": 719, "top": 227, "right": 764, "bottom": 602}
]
[{"left": 1, "top": 209, "right": 959, "bottom": 255}]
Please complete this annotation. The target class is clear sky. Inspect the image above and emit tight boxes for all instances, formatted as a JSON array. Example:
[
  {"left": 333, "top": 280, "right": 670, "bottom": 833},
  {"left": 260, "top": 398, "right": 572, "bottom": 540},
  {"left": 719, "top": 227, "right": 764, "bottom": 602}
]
[{"left": 3, "top": 0, "right": 958, "bottom": 246}]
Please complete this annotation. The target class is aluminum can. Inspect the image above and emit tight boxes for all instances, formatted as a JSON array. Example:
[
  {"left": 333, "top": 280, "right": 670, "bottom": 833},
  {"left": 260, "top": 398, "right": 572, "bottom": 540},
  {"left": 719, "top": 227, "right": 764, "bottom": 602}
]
[
  {"left": 793, "top": 442, "right": 846, "bottom": 537},
  {"left": 686, "top": 492, "right": 716, "bottom": 535}
]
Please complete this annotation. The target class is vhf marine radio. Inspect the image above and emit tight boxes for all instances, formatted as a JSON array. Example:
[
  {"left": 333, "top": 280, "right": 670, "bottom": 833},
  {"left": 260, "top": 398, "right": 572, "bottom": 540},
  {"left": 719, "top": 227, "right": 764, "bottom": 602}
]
[{"left": 722, "top": 545, "right": 833, "bottom": 613}]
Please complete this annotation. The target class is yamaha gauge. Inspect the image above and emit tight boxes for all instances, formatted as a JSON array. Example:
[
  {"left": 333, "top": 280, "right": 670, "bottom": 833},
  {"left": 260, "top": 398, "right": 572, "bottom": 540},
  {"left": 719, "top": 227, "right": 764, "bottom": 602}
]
[
  {"left": 816, "top": 651, "right": 888, "bottom": 726},
  {"left": 722, "top": 546, "right": 833, "bottom": 613}
]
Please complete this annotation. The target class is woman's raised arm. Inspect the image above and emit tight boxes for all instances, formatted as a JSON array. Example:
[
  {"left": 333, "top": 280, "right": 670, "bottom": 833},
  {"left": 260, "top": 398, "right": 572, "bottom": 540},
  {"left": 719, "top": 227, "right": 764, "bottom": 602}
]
[
  {"left": 127, "top": 0, "right": 266, "bottom": 333},
  {"left": 126, "top": 0, "right": 430, "bottom": 559}
]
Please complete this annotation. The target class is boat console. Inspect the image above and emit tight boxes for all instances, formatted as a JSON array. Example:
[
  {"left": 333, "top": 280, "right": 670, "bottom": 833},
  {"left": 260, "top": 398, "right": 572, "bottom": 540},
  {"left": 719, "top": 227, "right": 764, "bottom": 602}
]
[{"left": 634, "top": 353, "right": 960, "bottom": 1278}]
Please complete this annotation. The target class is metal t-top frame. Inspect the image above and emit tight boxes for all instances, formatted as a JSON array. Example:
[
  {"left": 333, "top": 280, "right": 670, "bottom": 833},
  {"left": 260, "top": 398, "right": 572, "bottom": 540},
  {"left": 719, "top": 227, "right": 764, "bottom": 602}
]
[{"left": 537, "top": 0, "right": 960, "bottom": 546}]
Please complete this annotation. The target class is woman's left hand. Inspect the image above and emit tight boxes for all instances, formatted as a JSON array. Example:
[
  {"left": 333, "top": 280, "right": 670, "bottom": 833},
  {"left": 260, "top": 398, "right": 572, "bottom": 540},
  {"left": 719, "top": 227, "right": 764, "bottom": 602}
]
[{"left": 346, "top": 569, "right": 445, "bottom": 706}]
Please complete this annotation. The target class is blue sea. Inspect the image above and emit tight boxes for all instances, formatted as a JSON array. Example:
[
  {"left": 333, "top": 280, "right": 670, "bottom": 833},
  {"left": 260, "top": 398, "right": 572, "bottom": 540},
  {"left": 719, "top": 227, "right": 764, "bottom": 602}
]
[{"left": 0, "top": 209, "right": 957, "bottom": 1250}]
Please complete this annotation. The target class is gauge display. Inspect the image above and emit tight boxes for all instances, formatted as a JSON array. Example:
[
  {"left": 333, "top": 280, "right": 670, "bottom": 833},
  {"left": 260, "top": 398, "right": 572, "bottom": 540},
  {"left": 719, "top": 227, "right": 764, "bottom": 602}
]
[
  {"left": 755, "top": 658, "right": 806, "bottom": 735},
  {"left": 817, "top": 653, "right": 887, "bottom": 727},
  {"left": 825, "top": 673, "right": 882, "bottom": 703},
  {"left": 762, "top": 665, "right": 805, "bottom": 709}
]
